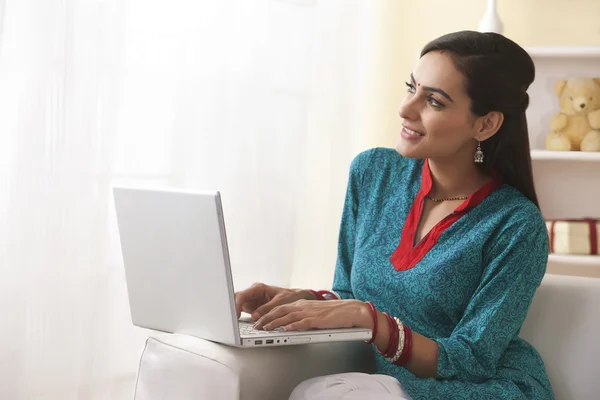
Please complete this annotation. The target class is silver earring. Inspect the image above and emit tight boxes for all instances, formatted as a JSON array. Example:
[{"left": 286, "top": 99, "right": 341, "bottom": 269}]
[{"left": 474, "top": 142, "right": 484, "bottom": 163}]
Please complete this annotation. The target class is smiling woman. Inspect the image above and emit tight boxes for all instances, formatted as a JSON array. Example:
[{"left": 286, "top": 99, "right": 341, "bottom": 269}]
[{"left": 236, "top": 30, "right": 554, "bottom": 400}]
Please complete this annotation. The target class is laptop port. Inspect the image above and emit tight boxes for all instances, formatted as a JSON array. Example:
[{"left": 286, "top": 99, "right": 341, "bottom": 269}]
[
  {"left": 266, "top": 340, "right": 274, "bottom": 344},
  {"left": 254, "top": 340, "right": 263, "bottom": 345}
]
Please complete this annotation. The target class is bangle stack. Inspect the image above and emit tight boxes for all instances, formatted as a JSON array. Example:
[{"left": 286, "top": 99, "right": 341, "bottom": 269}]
[{"left": 363, "top": 301, "right": 414, "bottom": 367}]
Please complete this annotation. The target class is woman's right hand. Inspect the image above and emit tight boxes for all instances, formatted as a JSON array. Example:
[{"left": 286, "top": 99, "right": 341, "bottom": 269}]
[{"left": 234, "top": 283, "right": 315, "bottom": 320}]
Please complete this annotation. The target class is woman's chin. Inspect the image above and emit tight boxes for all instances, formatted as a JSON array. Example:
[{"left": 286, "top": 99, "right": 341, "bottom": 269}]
[{"left": 395, "top": 140, "right": 424, "bottom": 159}]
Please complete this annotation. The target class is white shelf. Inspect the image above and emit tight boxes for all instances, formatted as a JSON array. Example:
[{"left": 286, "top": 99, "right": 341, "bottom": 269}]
[
  {"left": 528, "top": 45, "right": 600, "bottom": 278},
  {"left": 549, "top": 254, "right": 600, "bottom": 266},
  {"left": 526, "top": 46, "right": 600, "bottom": 58},
  {"left": 531, "top": 150, "right": 600, "bottom": 161}
]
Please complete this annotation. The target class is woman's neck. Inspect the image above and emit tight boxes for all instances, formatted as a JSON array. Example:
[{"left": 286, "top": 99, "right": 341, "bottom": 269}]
[{"left": 427, "top": 156, "right": 490, "bottom": 198}]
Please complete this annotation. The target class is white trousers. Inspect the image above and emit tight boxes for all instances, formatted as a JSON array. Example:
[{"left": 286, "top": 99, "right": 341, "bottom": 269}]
[{"left": 288, "top": 373, "right": 413, "bottom": 400}]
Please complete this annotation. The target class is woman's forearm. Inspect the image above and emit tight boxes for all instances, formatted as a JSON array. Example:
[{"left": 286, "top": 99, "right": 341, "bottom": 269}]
[
  {"left": 405, "top": 331, "right": 438, "bottom": 378},
  {"left": 357, "top": 303, "right": 439, "bottom": 378}
]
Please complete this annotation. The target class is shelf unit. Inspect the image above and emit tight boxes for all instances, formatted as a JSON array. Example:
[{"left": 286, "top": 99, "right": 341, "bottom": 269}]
[
  {"left": 526, "top": 46, "right": 600, "bottom": 278},
  {"left": 547, "top": 255, "right": 600, "bottom": 278},
  {"left": 549, "top": 254, "right": 599, "bottom": 266},
  {"left": 531, "top": 150, "right": 600, "bottom": 162}
]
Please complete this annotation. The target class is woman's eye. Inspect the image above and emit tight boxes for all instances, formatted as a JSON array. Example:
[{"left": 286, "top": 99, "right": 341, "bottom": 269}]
[
  {"left": 427, "top": 97, "right": 444, "bottom": 108},
  {"left": 404, "top": 82, "right": 444, "bottom": 108}
]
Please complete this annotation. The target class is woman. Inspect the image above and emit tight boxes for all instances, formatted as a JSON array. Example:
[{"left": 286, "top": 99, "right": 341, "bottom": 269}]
[{"left": 235, "top": 30, "right": 554, "bottom": 399}]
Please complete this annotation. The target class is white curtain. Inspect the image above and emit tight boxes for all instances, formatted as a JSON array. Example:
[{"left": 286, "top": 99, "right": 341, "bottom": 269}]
[{"left": 0, "top": 0, "right": 379, "bottom": 398}]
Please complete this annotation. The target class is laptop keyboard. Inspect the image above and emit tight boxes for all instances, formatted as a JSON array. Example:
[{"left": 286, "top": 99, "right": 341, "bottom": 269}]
[{"left": 239, "top": 322, "right": 283, "bottom": 336}]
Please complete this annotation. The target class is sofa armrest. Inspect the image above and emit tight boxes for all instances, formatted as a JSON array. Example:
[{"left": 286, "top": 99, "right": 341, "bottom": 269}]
[{"left": 134, "top": 334, "right": 376, "bottom": 400}]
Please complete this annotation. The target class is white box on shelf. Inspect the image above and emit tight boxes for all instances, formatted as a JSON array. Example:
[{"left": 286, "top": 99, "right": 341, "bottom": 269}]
[{"left": 546, "top": 219, "right": 599, "bottom": 256}]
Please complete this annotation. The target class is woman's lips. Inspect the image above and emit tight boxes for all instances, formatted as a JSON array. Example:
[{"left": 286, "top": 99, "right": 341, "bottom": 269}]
[{"left": 401, "top": 125, "right": 425, "bottom": 140}]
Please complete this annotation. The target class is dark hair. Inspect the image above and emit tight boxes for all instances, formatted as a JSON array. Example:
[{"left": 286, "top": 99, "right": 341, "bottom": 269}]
[{"left": 421, "top": 30, "right": 539, "bottom": 208}]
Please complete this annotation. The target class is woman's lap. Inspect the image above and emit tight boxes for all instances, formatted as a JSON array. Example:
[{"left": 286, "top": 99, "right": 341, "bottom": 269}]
[{"left": 288, "top": 372, "right": 413, "bottom": 400}]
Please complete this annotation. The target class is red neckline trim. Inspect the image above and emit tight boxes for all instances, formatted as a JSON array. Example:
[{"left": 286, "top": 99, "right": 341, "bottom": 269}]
[{"left": 390, "top": 159, "right": 502, "bottom": 272}]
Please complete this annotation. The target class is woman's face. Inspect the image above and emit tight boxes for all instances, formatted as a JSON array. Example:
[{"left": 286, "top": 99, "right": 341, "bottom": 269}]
[{"left": 396, "top": 51, "right": 479, "bottom": 161}]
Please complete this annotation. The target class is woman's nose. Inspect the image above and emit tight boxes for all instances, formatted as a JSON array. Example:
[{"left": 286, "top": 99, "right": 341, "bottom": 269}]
[{"left": 398, "top": 96, "right": 419, "bottom": 120}]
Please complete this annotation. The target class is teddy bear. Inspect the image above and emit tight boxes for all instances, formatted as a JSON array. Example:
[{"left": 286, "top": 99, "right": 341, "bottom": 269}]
[{"left": 545, "top": 77, "right": 600, "bottom": 152}]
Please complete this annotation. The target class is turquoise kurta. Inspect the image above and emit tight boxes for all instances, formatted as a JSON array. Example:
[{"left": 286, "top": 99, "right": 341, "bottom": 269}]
[{"left": 332, "top": 148, "right": 554, "bottom": 399}]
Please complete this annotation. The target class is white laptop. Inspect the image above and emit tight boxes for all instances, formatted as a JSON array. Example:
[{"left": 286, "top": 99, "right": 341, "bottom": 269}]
[{"left": 112, "top": 186, "right": 371, "bottom": 347}]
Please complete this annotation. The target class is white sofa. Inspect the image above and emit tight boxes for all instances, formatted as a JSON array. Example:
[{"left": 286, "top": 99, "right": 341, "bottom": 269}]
[{"left": 132, "top": 274, "right": 600, "bottom": 400}]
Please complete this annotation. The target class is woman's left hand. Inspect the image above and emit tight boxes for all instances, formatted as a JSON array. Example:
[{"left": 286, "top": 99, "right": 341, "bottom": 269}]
[{"left": 253, "top": 299, "right": 371, "bottom": 332}]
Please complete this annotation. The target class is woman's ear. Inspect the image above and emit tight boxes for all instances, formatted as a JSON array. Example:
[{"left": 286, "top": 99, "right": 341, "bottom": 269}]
[{"left": 475, "top": 111, "right": 504, "bottom": 141}]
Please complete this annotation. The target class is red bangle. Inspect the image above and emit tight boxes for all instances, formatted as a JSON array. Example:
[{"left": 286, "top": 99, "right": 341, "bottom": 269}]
[
  {"left": 316, "top": 290, "right": 338, "bottom": 300},
  {"left": 306, "top": 289, "right": 324, "bottom": 300},
  {"left": 396, "top": 324, "right": 413, "bottom": 366},
  {"left": 377, "top": 312, "right": 394, "bottom": 355},
  {"left": 363, "top": 302, "right": 378, "bottom": 344}
]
